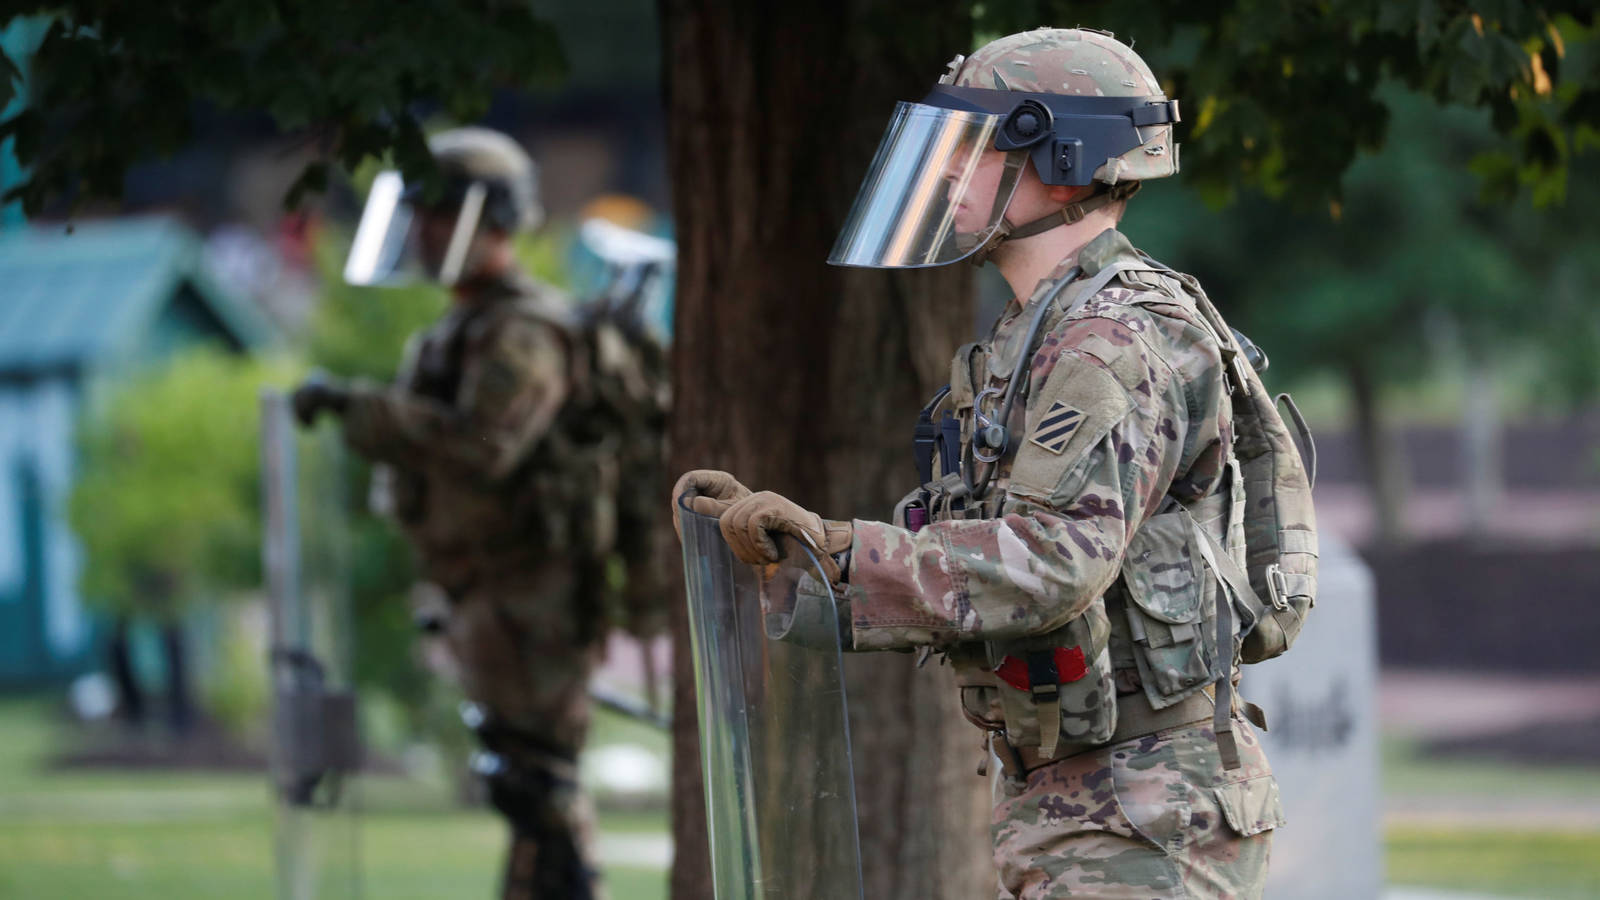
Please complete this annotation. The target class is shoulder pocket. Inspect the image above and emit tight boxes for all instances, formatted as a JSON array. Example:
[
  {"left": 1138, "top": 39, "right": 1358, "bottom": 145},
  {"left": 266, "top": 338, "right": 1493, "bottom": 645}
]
[{"left": 1008, "top": 356, "right": 1133, "bottom": 502}]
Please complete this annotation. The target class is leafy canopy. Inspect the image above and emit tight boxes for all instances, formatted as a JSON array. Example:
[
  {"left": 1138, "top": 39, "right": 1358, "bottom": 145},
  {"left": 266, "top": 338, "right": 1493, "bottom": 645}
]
[
  {"left": 976, "top": 2, "right": 1600, "bottom": 207},
  {"left": 1134, "top": 86, "right": 1600, "bottom": 393},
  {"left": 0, "top": 1, "right": 565, "bottom": 214},
  {"left": 5, "top": 3, "right": 1599, "bottom": 211},
  {"left": 69, "top": 349, "right": 296, "bottom": 618}
]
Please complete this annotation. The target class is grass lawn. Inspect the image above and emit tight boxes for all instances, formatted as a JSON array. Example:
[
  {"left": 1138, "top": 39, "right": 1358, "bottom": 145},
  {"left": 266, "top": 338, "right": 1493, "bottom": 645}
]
[
  {"left": 1381, "top": 737, "right": 1600, "bottom": 803},
  {"left": 0, "top": 699, "right": 668, "bottom": 900},
  {"left": 1387, "top": 827, "right": 1600, "bottom": 900},
  {"left": 8, "top": 698, "right": 1600, "bottom": 899},
  {"left": 1383, "top": 738, "right": 1600, "bottom": 899}
]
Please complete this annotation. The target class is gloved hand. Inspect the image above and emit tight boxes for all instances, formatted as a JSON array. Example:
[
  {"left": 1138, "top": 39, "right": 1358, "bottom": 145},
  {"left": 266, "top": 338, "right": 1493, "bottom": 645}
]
[
  {"left": 671, "top": 469, "right": 752, "bottom": 539},
  {"left": 290, "top": 373, "right": 350, "bottom": 428},
  {"left": 719, "top": 491, "right": 853, "bottom": 585}
]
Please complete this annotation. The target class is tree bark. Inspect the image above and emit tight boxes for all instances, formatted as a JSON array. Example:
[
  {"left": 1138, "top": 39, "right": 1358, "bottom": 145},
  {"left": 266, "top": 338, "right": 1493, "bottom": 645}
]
[
  {"left": 162, "top": 622, "right": 195, "bottom": 736},
  {"left": 1346, "top": 359, "right": 1408, "bottom": 546},
  {"left": 660, "top": 2, "right": 992, "bottom": 897},
  {"left": 109, "top": 616, "right": 145, "bottom": 729}
]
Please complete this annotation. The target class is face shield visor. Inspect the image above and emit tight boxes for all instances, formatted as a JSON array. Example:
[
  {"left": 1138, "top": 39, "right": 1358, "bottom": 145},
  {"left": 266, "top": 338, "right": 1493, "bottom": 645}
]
[
  {"left": 828, "top": 85, "right": 1180, "bottom": 269},
  {"left": 342, "top": 170, "right": 488, "bottom": 287},
  {"left": 827, "top": 103, "right": 1020, "bottom": 269}
]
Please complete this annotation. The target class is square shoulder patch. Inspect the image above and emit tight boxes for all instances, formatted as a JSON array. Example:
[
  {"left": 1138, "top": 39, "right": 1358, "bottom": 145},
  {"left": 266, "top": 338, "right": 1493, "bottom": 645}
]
[{"left": 1029, "top": 401, "right": 1084, "bottom": 455}]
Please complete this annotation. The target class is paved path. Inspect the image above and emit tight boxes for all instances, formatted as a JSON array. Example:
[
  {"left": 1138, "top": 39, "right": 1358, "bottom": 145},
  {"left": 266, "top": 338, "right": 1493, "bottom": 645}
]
[
  {"left": 1388, "top": 883, "right": 1523, "bottom": 890},
  {"left": 1380, "top": 670, "right": 1600, "bottom": 741},
  {"left": 596, "top": 833, "right": 672, "bottom": 869}
]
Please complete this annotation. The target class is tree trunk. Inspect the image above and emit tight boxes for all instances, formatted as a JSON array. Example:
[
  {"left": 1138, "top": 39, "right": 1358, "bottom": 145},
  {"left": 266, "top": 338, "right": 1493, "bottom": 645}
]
[
  {"left": 108, "top": 616, "right": 145, "bottom": 728},
  {"left": 661, "top": 2, "right": 992, "bottom": 897},
  {"left": 1346, "top": 359, "right": 1408, "bottom": 546},
  {"left": 162, "top": 622, "right": 195, "bottom": 736}
]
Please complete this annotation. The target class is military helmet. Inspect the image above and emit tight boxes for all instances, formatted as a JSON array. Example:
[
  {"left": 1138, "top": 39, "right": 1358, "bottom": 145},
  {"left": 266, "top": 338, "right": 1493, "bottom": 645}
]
[
  {"left": 417, "top": 126, "right": 544, "bottom": 233},
  {"left": 949, "top": 28, "right": 1178, "bottom": 185},
  {"left": 344, "top": 126, "right": 543, "bottom": 286},
  {"left": 828, "top": 27, "right": 1180, "bottom": 269}
]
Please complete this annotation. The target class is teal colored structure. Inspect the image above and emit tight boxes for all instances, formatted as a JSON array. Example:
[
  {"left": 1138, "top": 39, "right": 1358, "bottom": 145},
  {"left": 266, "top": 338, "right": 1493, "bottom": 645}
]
[
  {"left": 2, "top": 17, "right": 50, "bottom": 230},
  {"left": 0, "top": 216, "right": 273, "bottom": 685}
]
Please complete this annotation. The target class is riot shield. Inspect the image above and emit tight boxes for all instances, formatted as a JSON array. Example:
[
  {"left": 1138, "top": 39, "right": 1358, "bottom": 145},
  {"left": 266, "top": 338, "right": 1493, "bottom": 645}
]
[
  {"left": 678, "top": 505, "right": 864, "bottom": 900},
  {"left": 261, "top": 391, "right": 360, "bottom": 900}
]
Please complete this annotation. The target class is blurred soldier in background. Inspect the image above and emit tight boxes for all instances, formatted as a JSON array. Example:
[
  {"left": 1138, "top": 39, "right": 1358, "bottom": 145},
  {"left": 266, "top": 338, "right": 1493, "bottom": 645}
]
[{"left": 292, "top": 126, "right": 668, "bottom": 900}]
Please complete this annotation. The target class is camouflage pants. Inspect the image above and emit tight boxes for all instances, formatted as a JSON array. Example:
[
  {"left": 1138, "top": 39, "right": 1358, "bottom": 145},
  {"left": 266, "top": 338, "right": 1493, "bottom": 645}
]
[
  {"left": 444, "top": 562, "right": 607, "bottom": 900},
  {"left": 992, "top": 719, "right": 1283, "bottom": 899}
]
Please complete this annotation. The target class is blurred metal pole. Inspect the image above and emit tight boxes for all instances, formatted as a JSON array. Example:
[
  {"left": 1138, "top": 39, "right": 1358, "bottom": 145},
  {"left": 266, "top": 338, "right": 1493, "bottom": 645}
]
[
  {"left": 261, "top": 389, "right": 360, "bottom": 900},
  {"left": 262, "top": 390, "right": 313, "bottom": 900},
  {"left": 1462, "top": 358, "right": 1502, "bottom": 537},
  {"left": 262, "top": 391, "right": 303, "bottom": 664}
]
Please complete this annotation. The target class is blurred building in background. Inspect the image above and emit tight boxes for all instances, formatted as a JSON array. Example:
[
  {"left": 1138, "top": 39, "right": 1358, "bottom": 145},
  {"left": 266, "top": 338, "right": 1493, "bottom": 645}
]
[{"left": 0, "top": 217, "right": 274, "bottom": 685}]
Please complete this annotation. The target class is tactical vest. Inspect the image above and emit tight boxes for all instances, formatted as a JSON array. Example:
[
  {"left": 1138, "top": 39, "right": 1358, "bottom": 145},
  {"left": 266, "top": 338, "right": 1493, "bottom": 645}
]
[
  {"left": 903, "top": 253, "right": 1317, "bottom": 773},
  {"left": 506, "top": 289, "right": 674, "bottom": 638}
]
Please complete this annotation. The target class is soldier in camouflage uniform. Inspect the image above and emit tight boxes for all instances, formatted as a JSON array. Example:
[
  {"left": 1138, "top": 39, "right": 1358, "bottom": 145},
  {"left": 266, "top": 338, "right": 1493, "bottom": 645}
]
[
  {"left": 679, "top": 29, "right": 1285, "bottom": 899},
  {"left": 293, "top": 127, "right": 607, "bottom": 900}
]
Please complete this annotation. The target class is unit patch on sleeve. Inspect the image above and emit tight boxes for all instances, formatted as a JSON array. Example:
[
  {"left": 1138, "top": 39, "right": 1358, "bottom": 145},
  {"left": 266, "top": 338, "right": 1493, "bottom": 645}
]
[{"left": 1029, "top": 401, "right": 1083, "bottom": 454}]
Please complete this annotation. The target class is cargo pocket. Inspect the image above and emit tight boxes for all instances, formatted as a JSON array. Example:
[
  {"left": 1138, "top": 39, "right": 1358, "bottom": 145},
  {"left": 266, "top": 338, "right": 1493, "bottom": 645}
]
[
  {"left": 988, "top": 603, "right": 1117, "bottom": 751},
  {"left": 946, "top": 644, "right": 1006, "bottom": 732},
  {"left": 1121, "top": 510, "right": 1222, "bottom": 709},
  {"left": 958, "top": 680, "right": 1007, "bottom": 733},
  {"left": 1214, "top": 774, "right": 1286, "bottom": 837}
]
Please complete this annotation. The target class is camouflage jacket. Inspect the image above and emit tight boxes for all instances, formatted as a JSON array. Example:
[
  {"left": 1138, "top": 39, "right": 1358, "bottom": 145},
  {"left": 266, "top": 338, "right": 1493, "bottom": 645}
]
[
  {"left": 342, "top": 272, "right": 575, "bottom": 588},
  {"left": 847, "top": 228, "right": 1233, "bottom": 660}
]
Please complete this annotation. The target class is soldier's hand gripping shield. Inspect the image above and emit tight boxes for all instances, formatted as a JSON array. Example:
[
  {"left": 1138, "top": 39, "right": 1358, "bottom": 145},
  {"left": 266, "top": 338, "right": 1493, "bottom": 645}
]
[
  {"left": 677, "top": 503, "right": 864, "bottom": 900},
  {"left": 261, "top": 390, "right": 359, "bottom": 900}
]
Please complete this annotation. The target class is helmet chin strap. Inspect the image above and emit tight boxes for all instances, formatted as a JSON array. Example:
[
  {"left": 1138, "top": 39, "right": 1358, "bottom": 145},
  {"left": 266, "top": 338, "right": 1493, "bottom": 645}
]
[{"left": 967, "top": 178, "right": 1142, "bottom": 267}]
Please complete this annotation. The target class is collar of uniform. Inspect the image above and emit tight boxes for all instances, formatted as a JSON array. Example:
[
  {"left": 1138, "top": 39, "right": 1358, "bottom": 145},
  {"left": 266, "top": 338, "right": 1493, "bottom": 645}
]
[
  {"left": 1010, "top": 226, "right": 1133, "bottom": 315},
  {"left": 479, "top": 269, "right": 536, "bottom": 302},
  {"left": 988, "top": 232, "right": 1128, "bottom": 379},
  {"left": 989, "top": 253, "right": 1087, "bottom": 381},
  {"left": 1076, "top": 227, "right": 1138, "bottom": 277}
]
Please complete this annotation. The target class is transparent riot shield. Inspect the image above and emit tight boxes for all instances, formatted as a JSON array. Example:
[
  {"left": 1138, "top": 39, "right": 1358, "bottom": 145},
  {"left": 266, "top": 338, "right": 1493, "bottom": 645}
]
[
  {"left": 261, "top": 391, "right": 360, "bottom": 900},
  {"left": 677, "top": 505, "right": 864, "bottom": 900}
]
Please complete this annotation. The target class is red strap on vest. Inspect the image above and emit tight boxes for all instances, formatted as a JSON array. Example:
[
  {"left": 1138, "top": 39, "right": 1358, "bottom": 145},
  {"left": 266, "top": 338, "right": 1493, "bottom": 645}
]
[{"left": 993, "top": 646, "right": 1087, "bottom": 692}]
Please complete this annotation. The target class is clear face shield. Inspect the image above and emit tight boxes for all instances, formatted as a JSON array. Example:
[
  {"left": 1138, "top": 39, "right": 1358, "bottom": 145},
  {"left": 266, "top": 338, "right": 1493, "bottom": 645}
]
[
  {"left": 827, "top": 103, "right": 1022, "bottom": 269},
  {"left": 342, "top": 170, "right": 489, "bottom": 287},
  {"left": 828, "top": 85, "right": 1180, "bottom": 269}
]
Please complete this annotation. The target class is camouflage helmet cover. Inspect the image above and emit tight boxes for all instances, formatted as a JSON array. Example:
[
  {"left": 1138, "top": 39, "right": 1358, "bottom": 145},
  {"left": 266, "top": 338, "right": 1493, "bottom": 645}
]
[
  {"left": 949, "top": 28, "right": 1178, "bottom": 184},
  {"left": 422, "top": 126, "right": 544, "bottom": 233},
  {"left": 828, "top": 27, "right": 1178, "bottom": 268},
  {"left": 343, "top": 126, "right": 543, "bottom": 285}
]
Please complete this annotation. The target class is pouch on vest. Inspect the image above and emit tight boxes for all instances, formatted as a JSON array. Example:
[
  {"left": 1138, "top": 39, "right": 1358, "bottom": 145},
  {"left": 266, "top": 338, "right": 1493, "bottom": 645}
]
[
  {"left": 1120, "top": 508, "right": 1226, "bottom": 710},
  {"left": 954, "top": 603, "right": 1116, "bottom": 759}
]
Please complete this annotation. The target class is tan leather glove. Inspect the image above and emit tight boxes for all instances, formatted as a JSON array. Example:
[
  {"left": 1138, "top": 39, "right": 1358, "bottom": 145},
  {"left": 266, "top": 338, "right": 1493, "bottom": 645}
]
[
  {"left": 671, "top": 469, "right": 752, "bottom": 540},
  {"left": 719, "top": 491, "right": 853, "bottom": 584}
]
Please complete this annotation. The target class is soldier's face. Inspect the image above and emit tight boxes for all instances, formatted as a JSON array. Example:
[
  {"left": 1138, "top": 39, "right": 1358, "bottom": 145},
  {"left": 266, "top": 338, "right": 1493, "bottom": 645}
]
[
  {"left": 416, "top": 207, "right": 459, "bottom": 277},
  {"left": 946, "top": 145, "right": 1008, "bottom": 234},
  {"left": 948, "top": 147, "right": 1081, "bottom": 236}
]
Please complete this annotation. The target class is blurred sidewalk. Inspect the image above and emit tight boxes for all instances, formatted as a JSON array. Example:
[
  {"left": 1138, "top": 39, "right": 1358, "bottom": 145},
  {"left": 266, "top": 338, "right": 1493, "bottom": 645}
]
[
  {"left": 1317, "top": 485, "right": 1600, "bottom": 545},
  {"left": 1381, "top": 669, "right": 1600, "bottom": 741},
  {"left": 1388, "top": 883, "right": 1523, "bottom": 890}
]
